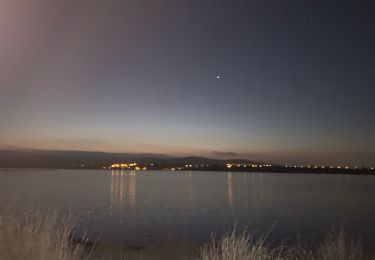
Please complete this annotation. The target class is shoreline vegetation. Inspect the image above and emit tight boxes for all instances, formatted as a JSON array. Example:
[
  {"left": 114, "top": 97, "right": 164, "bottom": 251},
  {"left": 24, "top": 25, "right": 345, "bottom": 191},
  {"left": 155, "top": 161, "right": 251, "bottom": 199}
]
[{"left": 0, "top": 211, "right": 371, "bottom": 260}]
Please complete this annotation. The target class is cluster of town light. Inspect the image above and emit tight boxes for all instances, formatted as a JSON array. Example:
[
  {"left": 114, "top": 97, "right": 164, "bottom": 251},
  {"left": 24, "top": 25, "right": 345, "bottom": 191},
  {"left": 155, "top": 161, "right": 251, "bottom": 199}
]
[{"left": 109, "top": 163, "right": 145, "bottom": 171}]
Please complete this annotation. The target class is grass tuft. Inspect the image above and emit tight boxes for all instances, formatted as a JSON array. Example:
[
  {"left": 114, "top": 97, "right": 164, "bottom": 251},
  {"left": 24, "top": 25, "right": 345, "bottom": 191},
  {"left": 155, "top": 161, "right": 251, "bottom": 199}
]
[
  {"left": 314, "top": 229, "right": 365, "bottom": 260},
  {"left": 197, "top": 228, "right": 283, "bottom": 260},
  {"left": 0, "top": 210, "right": 87, "bottom": 260},
  {"left": 197, "top": 229, "right": 368, "bottom": 260}
]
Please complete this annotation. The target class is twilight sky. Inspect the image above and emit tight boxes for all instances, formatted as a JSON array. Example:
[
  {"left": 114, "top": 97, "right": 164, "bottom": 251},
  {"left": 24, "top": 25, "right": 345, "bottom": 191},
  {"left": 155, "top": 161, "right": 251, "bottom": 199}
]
[{"left": 1, "top": 0, "right": 374, "bottom": 166}]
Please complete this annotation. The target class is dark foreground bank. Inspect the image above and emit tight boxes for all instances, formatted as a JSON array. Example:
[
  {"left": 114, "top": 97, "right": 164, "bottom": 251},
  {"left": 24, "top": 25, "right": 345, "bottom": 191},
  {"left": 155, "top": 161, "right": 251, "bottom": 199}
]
[{"left": 0, "top": 211, "right": 371, "bottom": 260}]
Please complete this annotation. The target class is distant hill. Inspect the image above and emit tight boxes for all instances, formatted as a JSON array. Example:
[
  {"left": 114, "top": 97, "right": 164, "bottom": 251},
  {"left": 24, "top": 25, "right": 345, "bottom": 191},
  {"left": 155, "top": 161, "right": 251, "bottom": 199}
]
[{"left": 0, "top": 149, "right": 264, "bottom": 169}]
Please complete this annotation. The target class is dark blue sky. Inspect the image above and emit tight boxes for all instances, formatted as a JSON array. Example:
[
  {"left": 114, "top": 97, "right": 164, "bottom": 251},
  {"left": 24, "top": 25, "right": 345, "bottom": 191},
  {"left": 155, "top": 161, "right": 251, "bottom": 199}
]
[{"left": 1, "top": 0, "right": 374, "bottom": 166}]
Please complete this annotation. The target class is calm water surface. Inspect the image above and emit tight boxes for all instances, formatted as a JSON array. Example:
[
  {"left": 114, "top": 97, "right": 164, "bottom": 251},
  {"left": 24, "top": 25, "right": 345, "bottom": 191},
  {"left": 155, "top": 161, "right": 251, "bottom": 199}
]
[{"left": 1, "top": 169, "right": 375, "bottom": 249}]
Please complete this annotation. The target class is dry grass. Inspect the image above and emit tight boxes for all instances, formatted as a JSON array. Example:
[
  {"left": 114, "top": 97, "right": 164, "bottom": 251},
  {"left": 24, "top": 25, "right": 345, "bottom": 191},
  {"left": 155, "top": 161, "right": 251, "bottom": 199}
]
[
  {"left": 197, "top": 228, "right": 283, "bottom": 260},
  {"left": 286, "top": 229, "right": 367, "bottom": 260},
  {"left": 314, "top": 230, "right": 365, "bottom": 260},
  {"left": 0, "top": 210, "right": 88, "bottom": 260},
  {"left": 196, "top": 229, "right": 368, "bottom": 260}
]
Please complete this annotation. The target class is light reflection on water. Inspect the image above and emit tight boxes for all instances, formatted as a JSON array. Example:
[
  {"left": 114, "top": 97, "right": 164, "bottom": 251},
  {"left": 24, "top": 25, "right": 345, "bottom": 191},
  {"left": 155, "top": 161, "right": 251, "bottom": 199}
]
[
  {"left": 110, "top": 170, "right": 136, "bottom": 213},
  {"left": 227, "top": 172, "right": 233, "bottom": 207},
  {"left": 1, "top": 169, "right": 375, "bottom": 250},
  {"left": 185, "top": 171, "right": 193, "bottom": 204}
]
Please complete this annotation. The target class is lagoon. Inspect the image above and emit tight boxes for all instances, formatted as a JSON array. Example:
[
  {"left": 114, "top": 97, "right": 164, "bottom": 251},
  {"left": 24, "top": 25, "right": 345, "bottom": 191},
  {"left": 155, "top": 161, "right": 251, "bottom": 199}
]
[{"left": 1, "top": 169, "right": 375, "bottom": 252}]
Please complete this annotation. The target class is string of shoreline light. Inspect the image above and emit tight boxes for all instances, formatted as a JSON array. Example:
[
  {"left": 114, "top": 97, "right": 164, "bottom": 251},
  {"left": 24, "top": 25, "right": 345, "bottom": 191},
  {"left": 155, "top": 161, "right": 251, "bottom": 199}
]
[
  {"left": 225, "top": 163, "right": 272, "bottom": 169},
  {"left": 284, "top": 165, "right": 374, "bottom": 170},
  {"left": 105, "top": 163, "right": 374, "bottom": 171}
]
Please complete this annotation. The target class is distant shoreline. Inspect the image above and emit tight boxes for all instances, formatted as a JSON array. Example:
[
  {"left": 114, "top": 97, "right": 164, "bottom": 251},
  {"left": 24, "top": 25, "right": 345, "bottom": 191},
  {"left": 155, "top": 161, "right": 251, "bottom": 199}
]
[
  {"left": 1, "top": 149, "right": 373, "bottom": 173},
  {"left": 1, "top": 167, "right": 374, "bottom": 175}
]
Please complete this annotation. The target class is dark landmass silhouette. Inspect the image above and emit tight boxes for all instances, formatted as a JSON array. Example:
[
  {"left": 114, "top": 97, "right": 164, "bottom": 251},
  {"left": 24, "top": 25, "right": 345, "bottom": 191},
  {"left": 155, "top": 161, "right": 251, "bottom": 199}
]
[
  {"left": 0, "top": 149, "right": 260, "bottom": 169},
  {"left": 0, "top": 149, "right": 373, "bottom": 175}
]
